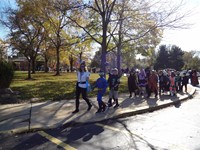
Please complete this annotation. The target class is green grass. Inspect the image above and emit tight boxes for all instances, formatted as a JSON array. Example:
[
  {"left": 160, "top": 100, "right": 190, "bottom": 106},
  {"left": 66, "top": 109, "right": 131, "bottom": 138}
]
[{"left": 10, "top": 71, "right": 128, "bottom": 102}]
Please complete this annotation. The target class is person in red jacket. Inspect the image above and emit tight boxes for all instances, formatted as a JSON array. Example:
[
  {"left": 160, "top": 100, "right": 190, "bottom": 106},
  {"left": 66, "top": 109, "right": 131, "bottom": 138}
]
[
  {"left": 169, "top": 71, "right": 176, "bottom": 96},
  {"left": 147, "top": 70, "right": 158, "bottom": 98},
  {"left": 191, "top": 70, "right": 199, "bottom": 86}
]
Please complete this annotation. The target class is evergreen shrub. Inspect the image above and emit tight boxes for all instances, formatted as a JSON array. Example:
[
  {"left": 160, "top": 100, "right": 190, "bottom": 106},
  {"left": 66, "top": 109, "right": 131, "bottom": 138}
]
[{"left": 0, "top": 61, "right": 14, "bottom": 89}]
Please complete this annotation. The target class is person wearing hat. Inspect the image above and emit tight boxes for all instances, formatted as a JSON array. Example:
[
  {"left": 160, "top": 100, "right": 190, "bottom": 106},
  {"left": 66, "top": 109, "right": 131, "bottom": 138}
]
[
  {"left": 107, "top": 68, "right": 120, "bottom": 108},
  {"left": 72, "top": 60, "right": 92, "bottom": 113},
  {"left": 92, "top": 71, "right": 108, "bottom": 113}
]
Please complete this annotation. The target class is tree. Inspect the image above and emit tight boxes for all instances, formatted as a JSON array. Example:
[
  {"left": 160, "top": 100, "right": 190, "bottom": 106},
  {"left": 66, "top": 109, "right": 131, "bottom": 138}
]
[
  {"left": 68, "top": 0, "right": 189, "bottom": 73},
  {"left": 168, "top": 45, "right": 184, "bottom": 70},
  {"left": 0, "top": 39, "right": 8, "bottom": 61},
  {"left": 0, "top": 0, "right": 49, "bottom": 79},
  {"left": 68, "top": 0, "right": 117, "bottom": 74},
  {"left": 0, "top": 0, "right": 191, "bottom": 75},
  {"left": 154, "top": 44, "right": 184, "bottom": 70},
  {"left": 183, "top": 51, "right": 200, "bottom": 71},
  {"left": 90, "top": 49, "right": 101, "bottom": 68},
  {"left": 110, "top": 0, "right": 163, "bottom": 72},
  {"left": 38, "top": 0, "right": 73, "bottom": 75},
  {"left": 154, "top": 45, "right": 169, "bottom": 70}
]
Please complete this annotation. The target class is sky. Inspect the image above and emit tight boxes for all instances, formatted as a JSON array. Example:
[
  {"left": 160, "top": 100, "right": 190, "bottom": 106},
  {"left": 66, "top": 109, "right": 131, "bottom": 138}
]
[
  {"left": 0, "top": 0, "right": 200, "bottom": 52},
  {"left": 159, "top": 0, "right": 200, "bottom": 51}
]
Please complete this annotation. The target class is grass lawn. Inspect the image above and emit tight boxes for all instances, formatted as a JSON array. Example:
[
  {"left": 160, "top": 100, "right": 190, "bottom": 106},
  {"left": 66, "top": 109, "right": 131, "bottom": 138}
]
[{"left": 10, "top": 71, "right": 129, "bottom": 103}]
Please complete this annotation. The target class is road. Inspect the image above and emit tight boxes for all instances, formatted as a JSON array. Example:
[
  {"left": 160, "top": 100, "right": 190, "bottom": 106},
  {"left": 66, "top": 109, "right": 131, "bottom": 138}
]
[{"left": 1, "top": 86, "right": 200, "bottom": 150}]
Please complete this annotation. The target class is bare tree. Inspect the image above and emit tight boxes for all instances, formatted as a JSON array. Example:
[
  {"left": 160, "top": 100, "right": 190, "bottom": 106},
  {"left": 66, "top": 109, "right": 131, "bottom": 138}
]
[
  {"left": 68, "top": 0, "right": 118, "bottom": 73},
  {"left": 69, "top": 0, "right": 191, "bottom": 72}
]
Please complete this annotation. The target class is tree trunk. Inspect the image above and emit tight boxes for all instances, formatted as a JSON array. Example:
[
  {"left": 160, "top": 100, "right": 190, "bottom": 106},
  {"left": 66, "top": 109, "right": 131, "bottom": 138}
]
[
  {"left": 101, "top": 13, "right": 107, "bottom": 74},
  {"left": 69, "top": 55, "right": 74, "bottom": 72},
  {"left": 55, "top": 47, "right": 60, "bottom": 76},
  {"left": 27, "top": 61, "right": 31, "bottom": 80},
  {"left": 117, "top": 45, "right": 121, "bottom": 74},
  {"left": 31, "top": 58, "right": 36, "bottom": 74},
  {"left": 101, "top": 40, "right": 107, "bottom": 74},
  {"left": 79, "top": 51, "right": 83, "bottom": 63},
  {"left": 117, "top": 2, "right": 124, "bottom": 76},
  {"left": 44, "top": 56, "right": 48, "bottom": 73}
]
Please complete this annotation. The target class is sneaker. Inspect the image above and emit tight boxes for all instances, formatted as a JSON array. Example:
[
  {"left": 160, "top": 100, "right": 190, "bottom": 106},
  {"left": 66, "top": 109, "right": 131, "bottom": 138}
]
[
  {"left": 102, "top": 105, "right": 107, "bottom": 112},
  {"left": 108, "top": 103, "right": 112, "bottom": 107},
  {"left": 96, "top": 109, "right": 102, "bottom": 113}
]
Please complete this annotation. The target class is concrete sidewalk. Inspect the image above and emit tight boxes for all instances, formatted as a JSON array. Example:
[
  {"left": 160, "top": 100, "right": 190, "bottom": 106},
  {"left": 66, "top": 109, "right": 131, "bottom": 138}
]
[{"left": 0, "top": 84, "right": 196, "bottom": 134}]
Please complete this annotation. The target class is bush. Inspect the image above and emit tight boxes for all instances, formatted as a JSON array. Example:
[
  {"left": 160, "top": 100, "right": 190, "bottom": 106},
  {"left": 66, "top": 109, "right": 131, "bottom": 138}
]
[{"left": 0, "top": 61, "right": 14, "bottom": 89}]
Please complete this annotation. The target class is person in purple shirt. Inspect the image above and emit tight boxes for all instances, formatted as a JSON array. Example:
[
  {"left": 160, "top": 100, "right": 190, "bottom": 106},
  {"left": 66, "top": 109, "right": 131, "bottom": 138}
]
[{"left": 92, "top": 71, "right": 108, "bottom": 113}]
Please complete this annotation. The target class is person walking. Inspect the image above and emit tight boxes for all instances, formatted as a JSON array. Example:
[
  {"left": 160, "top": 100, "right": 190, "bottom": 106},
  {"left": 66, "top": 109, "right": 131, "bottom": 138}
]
[
  {"left": 92, "top": 71, "right": 108, "bottom": 113},
  {"left": 191, "top": 70, "right": 199, "bottom": 86},
  {"left": 107, "top": 68, "right": 120, "bottom": 108},
  {"left": 169, "top": 71, "right": 176, "bottom": 96},
  {"left": 138, "top": 69, "right": 147, "bottom": 97},
  {"left": 72, "top": 61, "right": 92, "bottom": 113},
  {"left": 175, "top": 71, "right": 182, "bottom": 92},
  {"left": 128, "top": 69, "right": 139, "bottom": 98},
  {"left": 147, "top": 70, "right": 158, "bottom": 98},
  {"left": 182, "top": 72, "right": 189, "bottom": 93}
]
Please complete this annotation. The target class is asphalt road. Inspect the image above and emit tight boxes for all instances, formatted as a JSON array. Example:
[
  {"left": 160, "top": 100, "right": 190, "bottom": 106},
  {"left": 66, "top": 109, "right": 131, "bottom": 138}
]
[{"left": 0, "top": 86, "right": 200, "bottom": 150}]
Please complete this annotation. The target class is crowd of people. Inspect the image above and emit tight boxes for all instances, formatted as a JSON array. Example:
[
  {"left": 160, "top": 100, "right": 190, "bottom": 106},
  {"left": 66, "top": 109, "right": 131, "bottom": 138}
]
[
  {"left": 127, "top": 68, "right": 199, "bottom": 99},
  {"left": 72, "top": 60, "right": 199, "bottom": 114}
]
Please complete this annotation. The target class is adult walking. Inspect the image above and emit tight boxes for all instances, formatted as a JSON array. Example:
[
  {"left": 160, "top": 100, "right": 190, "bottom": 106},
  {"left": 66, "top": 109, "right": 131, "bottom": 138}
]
[
  {"left": 128, "top": 69, "right": 139, "bottom": 98},
  {"left": 147, "top": 70, "right": 158, "bottom": 98},
  {"left": 72, "top": 61, "right": 92, "bottom": 113},
  {"left": 191, "top": 70, "right": 199, "bottom": 86},
  {"left": 138, "top": 69, "right": 147, "bottom": 97}
]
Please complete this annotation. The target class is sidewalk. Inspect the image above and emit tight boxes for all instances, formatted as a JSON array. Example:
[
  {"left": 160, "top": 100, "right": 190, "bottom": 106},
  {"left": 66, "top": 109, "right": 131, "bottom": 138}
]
[{"left": 0, "top": 85, "right": 196, "bottom": 134}]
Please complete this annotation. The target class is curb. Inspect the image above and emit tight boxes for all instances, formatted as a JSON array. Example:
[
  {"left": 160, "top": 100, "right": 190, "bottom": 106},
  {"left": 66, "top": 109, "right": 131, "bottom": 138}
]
[
  {"left": 72, "top": 87, "right": 196, "bottom": 125},
  {"left": 1, "top": 87, "right": 196, "bottom": 135}
]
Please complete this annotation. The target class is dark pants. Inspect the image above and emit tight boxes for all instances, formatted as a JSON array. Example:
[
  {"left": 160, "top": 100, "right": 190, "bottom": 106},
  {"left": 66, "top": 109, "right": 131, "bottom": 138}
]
[
  {"left": 159, "top": 83, "right": 165, "bottom": 94},
  {"left": 147, "top": 86, "right": 158, "bottom": 98},
  {"left": 182, "top": 84, "right": 187, "bottom": 92},
  {"left": 75, "top": 83, "right": 91, "bottom": 110},
  {"left": 176, "top": 82, "right": 182, "bottom": 92}
]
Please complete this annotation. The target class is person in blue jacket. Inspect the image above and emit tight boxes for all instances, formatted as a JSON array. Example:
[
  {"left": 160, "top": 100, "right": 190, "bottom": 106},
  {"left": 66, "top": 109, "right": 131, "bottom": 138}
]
[{"left": 92, "top": 71, "right": 108, "bottom": 113}]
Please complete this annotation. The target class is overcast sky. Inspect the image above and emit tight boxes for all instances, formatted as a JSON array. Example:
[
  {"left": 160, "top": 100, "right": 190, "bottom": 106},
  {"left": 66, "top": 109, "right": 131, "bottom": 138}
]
[{"left": 0, "top": 0, "right": 200, "bottom": 52}]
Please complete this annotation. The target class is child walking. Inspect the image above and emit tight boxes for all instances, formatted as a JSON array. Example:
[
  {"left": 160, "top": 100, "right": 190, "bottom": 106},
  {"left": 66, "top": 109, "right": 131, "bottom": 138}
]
[
  {"left": 169, "top": 71, "right": 176, "bottom": 96},
  {"left": 107, "top": 68, "right": 120, "bottom": 108},
  {"left": 182, "top": 72, "right": 189, "bottom": 93},
  {"left": 92, "top": 71, "right": 108, "bottom": 113}
]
